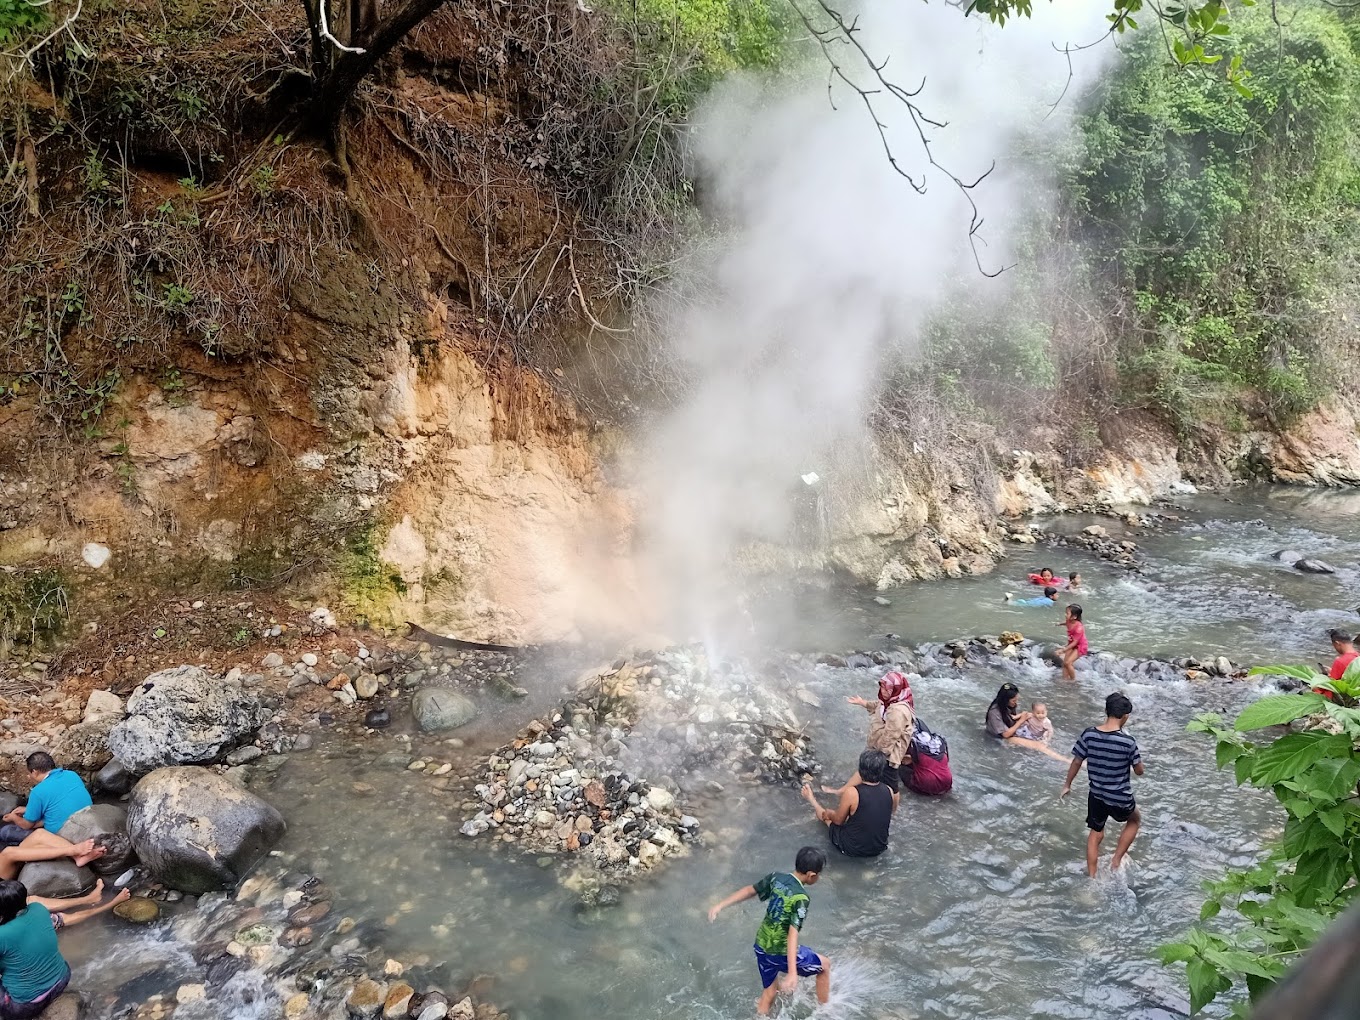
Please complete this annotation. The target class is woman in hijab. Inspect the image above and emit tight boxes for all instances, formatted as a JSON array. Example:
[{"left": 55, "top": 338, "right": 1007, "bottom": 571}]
[
  {"left": 985, "top": 682, "right": 1067, "bottom": 761},
  {"left": 832, "top": 672, "right": 916, "bottom": 793}
]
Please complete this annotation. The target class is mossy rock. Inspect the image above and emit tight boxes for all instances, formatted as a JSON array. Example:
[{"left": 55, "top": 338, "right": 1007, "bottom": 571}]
[{"left": 113, "top": 897, "right": 159, "bottom": 924}]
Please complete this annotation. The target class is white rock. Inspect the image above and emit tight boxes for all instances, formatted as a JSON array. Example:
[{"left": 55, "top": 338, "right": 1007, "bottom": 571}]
[
  {"left": 81, "top": 543, "right": 112, "bottom": 569},
  {"left": 176, "top": 984, "right": 206, "bottom": 1004},
  {"left": 261, "top": 653, "right": 284, "bottom": 669},
  {"left": 83, "top": 690, "right": 124, "bottom": 722},
  {"left": 645, "top": 788, "right": 675, "bottom": 812},
  {"left": 301, "top": 653, "right": 318, "bottom": 668}
]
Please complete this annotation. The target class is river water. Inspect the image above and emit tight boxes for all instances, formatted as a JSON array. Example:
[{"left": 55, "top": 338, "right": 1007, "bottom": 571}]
[{"left": 67, "top": 488, "right": 1360, "bottom": 1019}]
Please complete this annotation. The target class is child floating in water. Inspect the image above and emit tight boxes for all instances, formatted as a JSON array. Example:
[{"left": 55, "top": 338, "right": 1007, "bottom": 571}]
[
  {"left": 708, "top": 846, "right": 831, "bottom": 1015},
  {"left": 1016, "top": 703, "right": 1054, "bottom": 743},
  {"left": 1028, "top": 567, "right": 1061, "bottom": 587},
  {"left": 1006, "top": 587, "right": 1060, "bottom": 607},
  {"left": 1067, "top": 572, "right": 1083, "bottom": 591}
]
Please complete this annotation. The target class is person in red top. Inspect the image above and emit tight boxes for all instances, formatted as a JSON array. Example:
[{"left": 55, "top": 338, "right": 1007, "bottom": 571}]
[
  {"left": 1058, "top": 604, "right": 1088, "bottom": 681},
  {"left": 1316, "top": 630, "right": 1359, "bottom": 700}
]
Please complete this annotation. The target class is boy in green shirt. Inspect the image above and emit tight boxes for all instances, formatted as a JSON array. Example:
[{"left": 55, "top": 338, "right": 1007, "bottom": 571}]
[{"left": 708, "top": 846, "right": 831, "bottom": 1015}]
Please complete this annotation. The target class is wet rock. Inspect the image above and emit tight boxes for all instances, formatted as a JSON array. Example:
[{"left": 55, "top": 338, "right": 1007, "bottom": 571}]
[
  {"left": 94, "top": 758, "right": 135, "bottom": 796},
  {"left": 1211, "top": 656, "right": 1234, "bottom": 678},
  {"left": 412, "top": 688, "right": 477, "bottom": 732},
  {"left": 58, "top": 804, "right": 135, "bottom": 876},
  {"left": 225, "top": 745, "right": 263, "bottom": 766},
  {"left": 1273, "top": 549, "right": 1304, "bottom": 565},
  {"left": 285, "top": 993, "right": 311, "bottom": 1020},
  {"left": 873, "top": 596, "right": 891, "bottom": 606},
  {"left": 1082, "top": 525, "right": 1107, "bottom": 538},
  {"left": 109, "top": 666, "right": 269, "bottom": 773},
  {"left": 347, "top": 978, "right": 387, "bottom": 1018},
  {"left": 1296, "top": 558, "right": 1336, "bottom": 575},
  {"left": 289, "top": 900, "right": 331, "bottom": 926},
  {"left": 279, "top": 926, "right": 313, "bottom": 948},
  {"left": 41, "top": 993, "right": 83, "bottom": 1020},
  {"left": 113, "top": 897, "right": 159, "bottom": 923},
  {"left": 364, "top": 708, "right": 391, "bottom": 729},
  {"left": 126, "top": 767, "right": 286, "bottom": 894},
  {"left": 18, "top": 859, "right": 94, "bottom": 898},
  {"left": 384, "top": 982, "right": 416, "bottom": 1018}
]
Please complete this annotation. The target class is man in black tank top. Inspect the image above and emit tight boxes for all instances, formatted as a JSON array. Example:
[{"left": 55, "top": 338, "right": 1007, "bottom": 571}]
[{"left": 801, "top": 750, "right": 898, "bottom": 857}]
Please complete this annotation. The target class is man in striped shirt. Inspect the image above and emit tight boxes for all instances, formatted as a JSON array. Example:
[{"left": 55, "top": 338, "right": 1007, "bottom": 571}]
[{"left": 1060, "top": 692, "right": 1143, "bottom": 877}]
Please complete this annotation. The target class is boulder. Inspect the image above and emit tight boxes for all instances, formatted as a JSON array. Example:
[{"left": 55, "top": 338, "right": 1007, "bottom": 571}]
[
  {"left": 41, "top": 992, "right": 83, "bottom": 1020},
  {"left": 18, "top": 859, "right": 95, "bottom": 898},
  {"left": 59, "top": 805, "right": 135, "bottom": 876},
  {"left": 1296, "top": 558, "right": 1336, "bottom": 575},
  {"left": 108, "top": 666, "right": 269, "bottom": 773},
  {"left": 0, "top": 792, "right": 18, "bottom": 817},
  {"left": 93, "top": 758, "right": 134, "bottom": 796},
  {"left": 411, "top": 689, "right": 477, "bottom": 733},
  {"left": 83, "top": 691, "right": 125, "bottom": 722},
  {"left": 1273, "top": 549, "right": 1304, "bottom": 565},
  {"left": 54, "top": 716, "right": 117, "bottom": 771},
  {"left": 126, "top": 767, "right": 286, "bottom": 894}
]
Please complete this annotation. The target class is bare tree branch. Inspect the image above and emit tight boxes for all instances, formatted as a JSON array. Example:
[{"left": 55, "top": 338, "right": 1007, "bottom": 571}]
[{"left": 787, "top": 0, "right": 1011, "bottom": 277}]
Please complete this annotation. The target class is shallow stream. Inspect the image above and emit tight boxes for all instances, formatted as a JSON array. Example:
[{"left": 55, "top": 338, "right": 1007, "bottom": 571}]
[{"left": 68, "top": 487, "right": 1360, "bottom": 1019}]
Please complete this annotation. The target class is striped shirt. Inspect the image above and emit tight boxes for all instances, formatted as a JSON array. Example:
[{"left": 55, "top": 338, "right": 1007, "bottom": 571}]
[{"left": 1073, "top": 726, "right": 1140, "bottom": 808}]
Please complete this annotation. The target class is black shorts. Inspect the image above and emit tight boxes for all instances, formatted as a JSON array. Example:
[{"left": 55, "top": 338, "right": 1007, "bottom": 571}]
[{"left": 1087, "top": 793, "right": 1135, "bottom": 832}]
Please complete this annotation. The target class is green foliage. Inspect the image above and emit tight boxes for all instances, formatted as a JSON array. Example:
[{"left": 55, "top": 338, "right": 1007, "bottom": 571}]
[
  {"left": 0, "top": 568, "right": 69, "bottom": 655},
  {"left": 1067, "top": 6, "right": 1360, "bottom": 423},
  {"left": 1164, "top": 663, "right": 1360, "bottom": 1014},
  {"left": 0, "top": 0, "right": 45, "bottom": 45}
]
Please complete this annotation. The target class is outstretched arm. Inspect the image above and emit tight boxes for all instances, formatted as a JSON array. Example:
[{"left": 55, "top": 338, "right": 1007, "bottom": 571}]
[
  {"left": 43, "top": 889, "right": 131, "bottom": 927},
  {"left": 1060, "top": 756, "right": 1084, "bottom": 798},
  {"left": 708, "top": 885, "right": 756, "bottom": 921}
]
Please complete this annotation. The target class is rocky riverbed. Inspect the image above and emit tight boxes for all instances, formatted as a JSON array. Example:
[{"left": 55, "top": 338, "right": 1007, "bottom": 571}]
[{"left": 457, "top": 647, "right": 820, "bottom": 900}]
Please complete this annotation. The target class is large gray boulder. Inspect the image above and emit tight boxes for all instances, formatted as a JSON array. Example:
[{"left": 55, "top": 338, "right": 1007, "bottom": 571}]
[
  {"left": 17, "top": 859, "right": 95, "bottom": 898},
  {"left": 108, "top": 667, "right": 269, "bottom": 774},
  {"left": 126, "top": 767, "right": 285, "bottom": 894},
  {"left": 411, "top": 688, "right": 477, "bottom": 733},
  {"left": 59, "top": 804, "right": 135, "bottom": 876},
  {"left": 54, "top": 716, "right": 118, "bottom": 772}
]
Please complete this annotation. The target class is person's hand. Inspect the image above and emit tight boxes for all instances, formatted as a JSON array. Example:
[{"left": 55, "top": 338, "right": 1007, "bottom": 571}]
[
  {"left": 1018, "top": 711, "right": 1032, "bottom": 722},
  {"left": 1059, "top": 784, "right": 1071, "bottom": 801},
  {"left": 707, "top": 904, "right": 722, "bottom": 922},
  {"left": 846, "top": 696, "right": 869, "bottom": 707},
  {"left": 780, "top": 973, "right": 798, "bottom": 994}
]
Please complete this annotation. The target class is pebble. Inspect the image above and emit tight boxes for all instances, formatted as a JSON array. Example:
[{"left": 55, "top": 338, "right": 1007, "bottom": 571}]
[
  {"left": 261, "top": 653, "right": 284, "bottom": 669},
  {"left": 302, "top": 653, "right": 319, "bottom": 667}
]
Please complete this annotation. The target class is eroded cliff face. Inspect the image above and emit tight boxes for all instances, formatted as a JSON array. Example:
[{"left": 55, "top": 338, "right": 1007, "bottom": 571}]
[
  {"left": 0, "top": 258, "right": 639, "bottom": 644},
  {"left": 4, "top": 343, "right": 1358, "bottom": 640}
]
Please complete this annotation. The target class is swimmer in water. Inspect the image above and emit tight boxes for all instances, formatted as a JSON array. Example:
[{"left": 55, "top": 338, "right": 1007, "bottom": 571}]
[
  {"left": 1006, "top": 587, "right": 1060, "bottom": 607},
  {"left": 1029, "top": 567, "right": 1060, "bottom": 587}
]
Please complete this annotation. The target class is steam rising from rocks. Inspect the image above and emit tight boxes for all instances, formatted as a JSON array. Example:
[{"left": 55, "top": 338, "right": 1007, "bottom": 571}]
[{"left": 641, "top": 0, "right": 1109, "bottom": 636}]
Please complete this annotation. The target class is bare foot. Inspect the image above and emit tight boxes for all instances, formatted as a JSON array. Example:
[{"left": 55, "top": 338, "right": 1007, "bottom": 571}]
[
  {"left": 73, "top": 842, "right": 107, "bottom": 869},
  {"left": 79, "top": 878, "right": 104, "bottom": 906},
  {"left": 111, "top": 888, "right": 130, "bottom": 905},
  {"left": 820, "top": 785, "right": 839, "bottom": 795}
]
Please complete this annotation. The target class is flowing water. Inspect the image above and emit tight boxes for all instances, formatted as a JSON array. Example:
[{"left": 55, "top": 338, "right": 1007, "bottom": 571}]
[{"left": 67, "top": 487, "right": 1360, "bottom": 1018}]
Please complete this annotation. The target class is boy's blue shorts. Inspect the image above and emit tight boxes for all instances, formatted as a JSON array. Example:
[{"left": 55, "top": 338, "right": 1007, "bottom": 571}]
[{"left": 754, "top": 944, "right": 824, "bottom": 988}]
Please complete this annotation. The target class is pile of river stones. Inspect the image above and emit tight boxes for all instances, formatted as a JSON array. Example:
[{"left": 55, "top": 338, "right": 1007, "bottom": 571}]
[{"left": 459, "top": 647, "right": 818, "bottom": 887}]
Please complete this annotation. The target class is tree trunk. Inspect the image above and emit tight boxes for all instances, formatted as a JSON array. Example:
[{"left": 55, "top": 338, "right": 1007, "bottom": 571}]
[{"left": 310, "top": 0, "right": 449, "bottom": 126}]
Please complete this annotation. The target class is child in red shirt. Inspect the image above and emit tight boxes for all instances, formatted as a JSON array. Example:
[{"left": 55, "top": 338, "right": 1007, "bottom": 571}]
[
  {"left": 1316, "top": 630, "right": 1359, "bottom": 700},
  {"left": 1059, "top": 604, "right": 1088, "bottom": 681}
]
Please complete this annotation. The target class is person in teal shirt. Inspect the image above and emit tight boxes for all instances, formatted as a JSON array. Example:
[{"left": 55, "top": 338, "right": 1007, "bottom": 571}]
[
  {"left": 0, "top": 879, "right": 70, "bottom": 1018},
  {"left": 1005, "top": 587, "right": 1060, "bottom": 608},
  {"left": 0, "top": 754, "right": 91, "bottom": 849}
]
